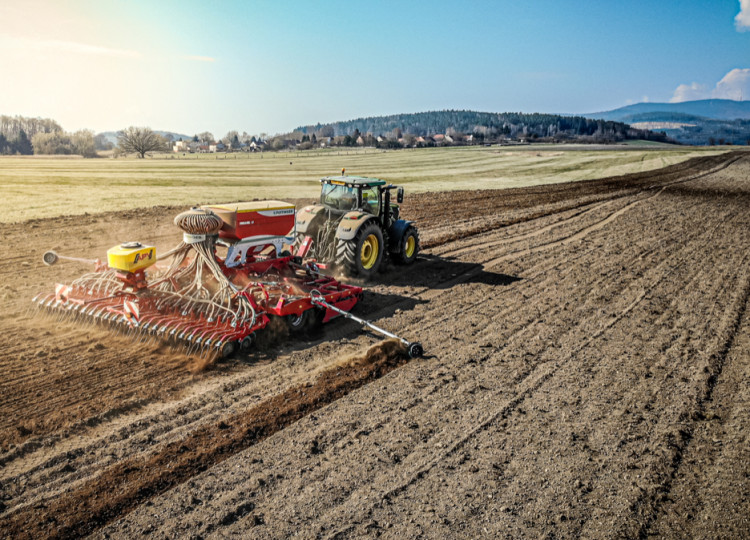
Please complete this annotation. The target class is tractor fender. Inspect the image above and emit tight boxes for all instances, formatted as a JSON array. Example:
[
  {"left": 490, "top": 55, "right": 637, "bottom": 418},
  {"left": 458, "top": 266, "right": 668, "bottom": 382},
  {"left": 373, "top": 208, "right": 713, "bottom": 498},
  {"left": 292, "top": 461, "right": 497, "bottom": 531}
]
[
  {"left": 388, "top": 219, "right": 415, "bottom": 252},
  {"left": 335, "top": 212, "right": 379, "bottom": 241},
  {"left": 295, "top": 205, "right": 325, "bottom": 235}
]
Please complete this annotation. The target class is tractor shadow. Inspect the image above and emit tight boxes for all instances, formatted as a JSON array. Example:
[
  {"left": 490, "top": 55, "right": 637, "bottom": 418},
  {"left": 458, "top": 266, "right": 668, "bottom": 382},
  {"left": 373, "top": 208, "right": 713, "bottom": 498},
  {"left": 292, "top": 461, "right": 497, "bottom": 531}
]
[
  {"left": 232, "top": 254, "right": 520, "bottom": 365},
  {"left": 377, "top": 253, "right": 522, "bottom": 290}
]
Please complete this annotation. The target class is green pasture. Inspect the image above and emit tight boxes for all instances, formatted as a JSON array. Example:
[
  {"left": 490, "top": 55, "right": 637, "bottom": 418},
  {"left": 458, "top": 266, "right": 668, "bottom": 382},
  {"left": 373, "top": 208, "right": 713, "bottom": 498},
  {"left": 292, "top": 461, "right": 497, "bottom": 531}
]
[{"left": 0, "top": 144, "right": 728, "bottom": 223}]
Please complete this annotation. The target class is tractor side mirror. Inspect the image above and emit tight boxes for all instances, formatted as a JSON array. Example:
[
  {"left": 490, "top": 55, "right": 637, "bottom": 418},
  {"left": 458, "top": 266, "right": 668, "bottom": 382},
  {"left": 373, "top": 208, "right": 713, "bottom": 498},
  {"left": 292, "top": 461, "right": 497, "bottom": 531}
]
[{"left": 397, "top": 187, "right": 404, "bottom": 203}]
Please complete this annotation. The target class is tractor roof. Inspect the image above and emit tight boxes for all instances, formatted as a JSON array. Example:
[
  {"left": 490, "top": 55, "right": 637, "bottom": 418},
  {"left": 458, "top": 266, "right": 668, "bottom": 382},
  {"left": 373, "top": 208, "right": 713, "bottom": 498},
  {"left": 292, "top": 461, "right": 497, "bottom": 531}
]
[{"left": 320, "top": 175, "right": 387, "bottom": 187}]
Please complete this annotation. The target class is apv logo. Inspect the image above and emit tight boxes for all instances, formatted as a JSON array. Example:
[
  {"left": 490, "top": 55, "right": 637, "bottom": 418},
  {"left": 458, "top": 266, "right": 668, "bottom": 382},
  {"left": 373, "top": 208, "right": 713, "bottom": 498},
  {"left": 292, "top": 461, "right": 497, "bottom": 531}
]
[{"left": 133, "top": 249, "right": 154, "bottom": 263}]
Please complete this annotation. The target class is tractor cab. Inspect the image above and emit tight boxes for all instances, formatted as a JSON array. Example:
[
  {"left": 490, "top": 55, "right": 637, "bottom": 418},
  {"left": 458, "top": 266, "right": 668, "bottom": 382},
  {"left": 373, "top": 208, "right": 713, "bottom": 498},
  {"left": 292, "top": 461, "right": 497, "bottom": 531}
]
[{"left": 320, "top": 175, "right": 403, "bottom": 226}]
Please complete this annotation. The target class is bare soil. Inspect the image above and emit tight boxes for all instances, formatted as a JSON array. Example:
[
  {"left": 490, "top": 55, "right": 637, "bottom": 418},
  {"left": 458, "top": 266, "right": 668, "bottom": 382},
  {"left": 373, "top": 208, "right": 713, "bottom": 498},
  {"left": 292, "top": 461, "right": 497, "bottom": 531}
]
[{"left": 0, "top": 151, "right": 748, "bottom": 538}]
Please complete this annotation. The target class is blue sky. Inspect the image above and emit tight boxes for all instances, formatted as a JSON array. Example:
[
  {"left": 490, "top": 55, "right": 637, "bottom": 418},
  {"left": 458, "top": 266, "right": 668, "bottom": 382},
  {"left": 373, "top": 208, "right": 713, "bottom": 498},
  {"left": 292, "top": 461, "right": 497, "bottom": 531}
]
[{"left": 1, "top": 0, "right": 748, "bottom": 137}]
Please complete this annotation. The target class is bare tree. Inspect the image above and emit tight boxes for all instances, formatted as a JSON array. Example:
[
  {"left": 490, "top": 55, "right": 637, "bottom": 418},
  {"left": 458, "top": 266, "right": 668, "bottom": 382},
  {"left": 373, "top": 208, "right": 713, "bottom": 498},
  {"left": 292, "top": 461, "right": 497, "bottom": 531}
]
[
  {"left": 198, "top": 131, "right": 214, "bottom": 143},
  {"left": 117, "top": 127, "right": 167, "bottom": 158}
]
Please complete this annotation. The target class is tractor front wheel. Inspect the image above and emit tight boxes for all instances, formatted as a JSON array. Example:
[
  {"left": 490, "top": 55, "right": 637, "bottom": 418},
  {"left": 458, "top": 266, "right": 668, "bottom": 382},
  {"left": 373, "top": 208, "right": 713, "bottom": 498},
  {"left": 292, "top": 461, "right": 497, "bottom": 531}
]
[
  {"left": 336, "top": 221, "right": 384, "bottom": 278},
  {"left": 394, "top": 225, "right": 419, "bottom": 265}
]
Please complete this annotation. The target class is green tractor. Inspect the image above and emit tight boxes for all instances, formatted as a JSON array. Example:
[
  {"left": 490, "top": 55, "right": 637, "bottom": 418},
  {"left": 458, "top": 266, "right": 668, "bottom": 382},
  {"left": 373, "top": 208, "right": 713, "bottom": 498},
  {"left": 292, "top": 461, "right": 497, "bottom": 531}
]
[{"left": 294, "top": 174, "right": 419, "bottom": 278}]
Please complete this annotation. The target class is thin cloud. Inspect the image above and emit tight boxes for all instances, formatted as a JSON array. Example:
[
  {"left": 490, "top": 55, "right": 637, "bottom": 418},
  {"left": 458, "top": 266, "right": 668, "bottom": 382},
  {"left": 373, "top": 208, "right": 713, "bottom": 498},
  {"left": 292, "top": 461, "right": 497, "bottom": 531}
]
[
  {"left": 30, "top": 38, "right": 141, "bottom": 58},
  {"left": 670, "top": 68, "right": 750, "bottom": 102},
  {"left": 736, "top": 0, "right": 750, "bottom": 31},
  {"left": 183, "top": 55, "right": 216, "bottom": 62},
  {"left": 670, "top": 82, "right": 708, "bottom": 103}
]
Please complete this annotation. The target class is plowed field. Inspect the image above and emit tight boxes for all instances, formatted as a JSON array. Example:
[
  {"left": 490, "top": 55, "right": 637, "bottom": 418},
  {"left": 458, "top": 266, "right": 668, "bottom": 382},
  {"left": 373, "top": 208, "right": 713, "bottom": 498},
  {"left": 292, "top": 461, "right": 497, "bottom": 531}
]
[{"left": 1, "top": 151, "right": 749, "bottom": 538}]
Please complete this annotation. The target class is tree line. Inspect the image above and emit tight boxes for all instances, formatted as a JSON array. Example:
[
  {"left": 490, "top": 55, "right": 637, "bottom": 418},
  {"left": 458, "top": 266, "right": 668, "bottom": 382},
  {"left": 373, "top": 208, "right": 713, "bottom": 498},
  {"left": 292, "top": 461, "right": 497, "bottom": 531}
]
[
  {"left": 0, "top": 114, "right": 97, "bottom": 156},
  {"left": 0, "top": 109, "right": 675, "bottom": 158},
  {"left": 295, "top": 109, "right": 671, "bottom": 144}
]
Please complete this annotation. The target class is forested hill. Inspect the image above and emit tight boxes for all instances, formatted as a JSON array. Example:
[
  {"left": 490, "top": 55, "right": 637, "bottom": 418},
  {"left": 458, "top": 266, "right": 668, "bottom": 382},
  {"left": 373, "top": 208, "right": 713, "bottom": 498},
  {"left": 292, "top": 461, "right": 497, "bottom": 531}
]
[
  {"left": 295, "top": 110, "right": 667, "bottom": 142},
  {"left": 584, "top": 99, "right": 750, "bottom": 122}
]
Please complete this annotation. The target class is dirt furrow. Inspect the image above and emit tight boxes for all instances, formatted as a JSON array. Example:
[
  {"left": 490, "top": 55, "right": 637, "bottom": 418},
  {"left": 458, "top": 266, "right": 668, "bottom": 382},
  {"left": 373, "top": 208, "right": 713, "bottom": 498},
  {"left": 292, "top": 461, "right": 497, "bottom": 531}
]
[
  {"left": 296, "top": 192, "right": 721, "bottom": 535},
  {"left": 1, "top": 151, "right": 748, "bottom": 539},
  {"left": 0, "top": 341, "right": 412, "bottom": 539},
  {"left": 91, "top": 159, "right": 737, "bottom": 538},
  {"left": 646, "top": 289, "right": 750, "bottom": 538}
]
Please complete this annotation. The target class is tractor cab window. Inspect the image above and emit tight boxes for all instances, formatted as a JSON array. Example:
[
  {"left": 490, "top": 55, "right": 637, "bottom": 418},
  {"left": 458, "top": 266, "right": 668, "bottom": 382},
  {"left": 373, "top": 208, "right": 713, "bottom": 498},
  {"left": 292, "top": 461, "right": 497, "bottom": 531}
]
[
  {"left": 361, "top": 187, "right": 380, "bottom": 215},
  {"left": 321, "top": 183, "right": 358, "bottom": 211}
]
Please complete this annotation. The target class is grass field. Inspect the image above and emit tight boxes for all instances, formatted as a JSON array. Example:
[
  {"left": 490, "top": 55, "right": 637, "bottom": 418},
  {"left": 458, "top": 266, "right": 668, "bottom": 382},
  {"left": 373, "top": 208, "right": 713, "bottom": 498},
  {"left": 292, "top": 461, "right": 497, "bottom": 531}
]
[{"left": 0, "top": 144, "right": 728, "bottom": 223}]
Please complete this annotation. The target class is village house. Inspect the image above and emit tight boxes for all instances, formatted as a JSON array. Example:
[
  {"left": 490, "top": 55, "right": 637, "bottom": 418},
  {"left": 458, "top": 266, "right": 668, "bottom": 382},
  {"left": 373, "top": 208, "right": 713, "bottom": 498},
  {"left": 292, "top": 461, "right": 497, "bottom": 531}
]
[{"left": 172, "top": 140, "right": 189, "bottom": 152}]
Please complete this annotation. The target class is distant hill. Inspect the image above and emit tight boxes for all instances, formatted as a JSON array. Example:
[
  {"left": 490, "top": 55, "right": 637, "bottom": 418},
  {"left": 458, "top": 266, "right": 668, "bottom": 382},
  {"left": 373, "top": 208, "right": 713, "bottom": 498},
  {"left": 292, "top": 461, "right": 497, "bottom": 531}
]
[
  {"left": 98, "top": 130, "right": 193, "bottom": 146},
  {"left": 582, "top": 100, "right": 750, "bottom": 146},
  {"left": 584, "top": 99, "right": 750, "bottom": 122},
  {"left": 295, "top": 110, "right": 669, "bottom": 144}
]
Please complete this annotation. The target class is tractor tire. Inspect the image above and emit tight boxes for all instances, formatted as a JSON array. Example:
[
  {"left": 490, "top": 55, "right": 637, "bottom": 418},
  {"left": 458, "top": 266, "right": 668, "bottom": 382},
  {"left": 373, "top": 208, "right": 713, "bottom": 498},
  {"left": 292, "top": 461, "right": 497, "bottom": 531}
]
[
  {"left": 394, "top": 225, "right": 419, "bottom": 265},
  {"left": 335, "top": 221, "right": 384, "bottom": 279},
  {"left": 286, "top": 308, "right": 325, "bottom": 336}
]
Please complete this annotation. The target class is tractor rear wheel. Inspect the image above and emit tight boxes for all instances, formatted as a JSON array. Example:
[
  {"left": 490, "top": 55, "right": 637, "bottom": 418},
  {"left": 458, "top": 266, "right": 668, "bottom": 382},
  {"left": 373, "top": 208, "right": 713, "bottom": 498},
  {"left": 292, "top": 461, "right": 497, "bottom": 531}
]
[
  {"left": 394, "top": 225, "right": 419, "bottom": 265},
  {"left": 336, "top": 221, "right": 384, "bottom": 278}
]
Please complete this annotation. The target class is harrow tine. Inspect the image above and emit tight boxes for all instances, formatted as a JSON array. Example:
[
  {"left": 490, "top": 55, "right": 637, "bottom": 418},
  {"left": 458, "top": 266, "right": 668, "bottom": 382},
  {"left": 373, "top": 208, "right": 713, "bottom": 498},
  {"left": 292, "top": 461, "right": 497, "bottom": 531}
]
[
  {"left": 136, "top": 323, "right": 152, "bottom": 343},
  {"left": 136, "top": 323, "right": 150, "bottom": 342}
]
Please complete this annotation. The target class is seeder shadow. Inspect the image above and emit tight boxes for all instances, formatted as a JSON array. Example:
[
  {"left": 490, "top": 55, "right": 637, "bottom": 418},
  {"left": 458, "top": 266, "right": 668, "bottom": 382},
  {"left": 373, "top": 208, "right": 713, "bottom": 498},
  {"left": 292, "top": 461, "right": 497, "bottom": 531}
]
[{"left": 238, "top": 288, "right": 422, "bottom": 363}]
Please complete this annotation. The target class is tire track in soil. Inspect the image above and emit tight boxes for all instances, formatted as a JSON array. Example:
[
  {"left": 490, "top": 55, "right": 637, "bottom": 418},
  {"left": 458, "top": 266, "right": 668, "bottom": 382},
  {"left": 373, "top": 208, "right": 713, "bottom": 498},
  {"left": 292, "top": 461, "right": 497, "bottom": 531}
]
[
  {"left": 111, "top": 162, "right": 748, "bottom": 536},
  {"left": 418, "top": 152, "right": 742, "bottom": 251},
  {"left": 204, "top": 171, "right": 744, "bottom": 538},
  {"left": 307, "top": 190, "right": 726, "bottom": 535},
  {"left": 165, "top": 172, "right": 724, "bottom": 539},
  {"left": 417, "top": 188, "right": 662, "bottom": 302},
  {"left": 435, "top": 153, "right": 743, "bottom": 271},
  {"left": 0, "top": 150, "right": 748, "bottom": 536},
  {"left": 628, "top": 263, "right": 750, "bottom": 539},
  {"left": 646, "top": 287, "right": 750, "bottom": 538},
  {"left": 0, "top": 156, "right": 724, "bottom": 498},
  {"left": 0, "top": 340, "right": 413, "bottom": 539}
]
